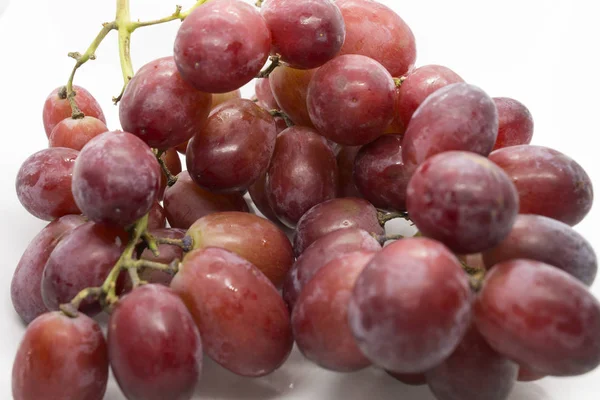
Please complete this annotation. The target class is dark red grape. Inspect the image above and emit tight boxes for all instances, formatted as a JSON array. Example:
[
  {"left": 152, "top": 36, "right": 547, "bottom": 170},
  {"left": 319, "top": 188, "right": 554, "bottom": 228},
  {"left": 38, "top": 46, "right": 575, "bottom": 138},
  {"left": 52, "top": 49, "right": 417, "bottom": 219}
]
[
  {"left": 488, "top": 145, "right": 593, "bottom": 226},
  {"left": 335, "top": 0, "right": 416, "bottom": 77},
  {"left": 269, "top": 65, "right": 316, "bottom": 127},
  {"left": 42, "top": 85, "right": 106, "bottom": 137},
  {"left": 518, "top": 366, "right": 546, "bottom": 382},
  {"left": 425, "top": 325, "right": 518, "bottom": 400},
  {"left": 72, "top": 131, "right": 161, "bottom": 227},
  {"left": 293, "top": 197, "right": 384, "bottom": 255},
  {"left": 186, "top": 211, "right": 294, "bottom": 287},
  {"left": 174, "top": 0, "right": 271, "bottom": 93},
  {"left": 148, "top": 201, "right": 167, "bottom": 230},
  {"left": 336, "top": 146, "right": 362, "bottom": 198},
  {"left": 349, "top": 237, "right": 472, "bottom": 373},
  {"left": 402, "top": 83, "right": 498, "bottom": 172},
  {"left": 406, "top": 151, "right": 519, "bottom": 254},
  {"left": 261, "top": 0, "right": 345, "bottom": 69},
  {"left": 396, "top": 64, "right": 464, "bottom": 128},
  {"left": 48, "top": 116, "right": 108, "bottom": 151},
  {"left": 265, "top": 126, "right": 338, "bottom": 227},
  {"left": 353, "top": 134, "right": 411, "bottom": 211},
  {"left": 41, "top": 222, "right": 127, "bottom": 316},
  {"left": 283, "top": 227, "right": 381, "bottom": 310},
  {"left": 387, "top": 371, "right": 426, "bottom": 386},
  {"left": 307, "top": 54, "right": 395, "bottom": 146},
  {"left": 171, "top": 247, "right": 293, "bottom": 376},
  {"left": 109, "top": 285, "right": 202, "bottom": 400},
  {"left": 482, "top": 214, "right": 597, "bottom": 286},
  {"left": 11, "top": 215, "right": 86, "bottom": 324},
  {"left": 186, "top": 98, "right": 277, "bottom": 192},
  {"left": 293, "top": 251, "right": 376, "bottom": 371},
  {"left": 119, "top": 56, "right": 212, "bottom": 150},
  {"left": 164, "top": 171, "right": 249, "bottom": 230},
  {"left": 248, "top": 171, "right": 280, "bottom": 222},
  {"left": 474, "top": 259, "right": 600, "bottom": 376},
  {"left": 254, "top": 78, "right": 279, "bottom": 110},
  {"left": 12, "top": 312, "right": 108, "bottom": 400},
  {"left": 16, "top": 147, "right": 80, "bottom": 221},
  {"left": 493, "top": 97, "right": 534, "bottom": 150}
]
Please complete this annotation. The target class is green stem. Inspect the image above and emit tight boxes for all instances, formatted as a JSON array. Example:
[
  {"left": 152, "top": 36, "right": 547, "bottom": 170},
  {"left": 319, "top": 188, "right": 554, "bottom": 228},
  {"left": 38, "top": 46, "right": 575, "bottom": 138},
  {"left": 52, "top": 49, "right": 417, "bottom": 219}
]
[
  {"left": 59, "top": 287, "right": 103, "bottom": 318},
  {"left": 255, "top": 0, "right": 264, "bottom": 7},
  {"left": 393, "top": 76, "right": 406, "bottom": 88},
  {"left": 156, "top": 151, "right": 178, "bottom": 186},
  {"left": 257, "top": 55, "right": 280, "bottom": 78},
  {"left": 156, "top": 235, "right": 194, "bottom": 252},
  {"left": 180, "top": 0, "right": 210, "bottom": 19},
  {"left": 377, "top": 210, "right": 410, "bottom": 227},
  {"left": 116, "top": 0, "right": 134, "bottom": 87},
  {"left": 459, "top": 259, "right": 487, "bottom": 292}
]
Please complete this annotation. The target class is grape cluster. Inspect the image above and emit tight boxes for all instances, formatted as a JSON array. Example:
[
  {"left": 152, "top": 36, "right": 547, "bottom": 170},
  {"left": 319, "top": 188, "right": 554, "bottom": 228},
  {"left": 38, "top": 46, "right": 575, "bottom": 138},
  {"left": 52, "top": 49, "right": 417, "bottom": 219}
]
[{"left": 10, "top": 0, "right": 598, "bottom": 399}]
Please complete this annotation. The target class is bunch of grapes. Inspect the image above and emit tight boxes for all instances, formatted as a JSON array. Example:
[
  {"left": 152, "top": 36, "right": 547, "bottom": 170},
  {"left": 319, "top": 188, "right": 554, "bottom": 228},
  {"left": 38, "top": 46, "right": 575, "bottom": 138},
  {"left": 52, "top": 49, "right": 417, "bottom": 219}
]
[{"left": 10, "top": 0, "right": 598, "bottom": 399}]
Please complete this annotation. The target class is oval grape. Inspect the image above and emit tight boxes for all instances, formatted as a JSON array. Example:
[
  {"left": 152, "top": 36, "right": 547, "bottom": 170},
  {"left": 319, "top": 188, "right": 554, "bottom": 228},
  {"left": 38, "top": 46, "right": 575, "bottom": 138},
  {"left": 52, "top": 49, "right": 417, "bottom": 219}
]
[
  {"left": 42, "top": 85, "right": 105, "bottom": 137},
  {"left": 492, "top": 97, "right": 534, "bottom": 150},
  {"left": 269, "top": 65, "right": 316, "bottom": 127},
  {"left": 49, "top": 116, "right": 108, "bottom": 151}
]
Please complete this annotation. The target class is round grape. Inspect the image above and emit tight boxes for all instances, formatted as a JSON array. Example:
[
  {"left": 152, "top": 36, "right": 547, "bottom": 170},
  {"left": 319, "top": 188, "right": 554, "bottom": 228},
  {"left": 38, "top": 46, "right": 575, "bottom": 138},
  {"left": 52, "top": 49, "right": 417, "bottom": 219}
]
[
  {"left": 48, "top": 116, "right": 108, "bottom": 151},
  {"left": 492, "top": 97, "right": 534, "bottom": 150},
  {"left": 42, "top": 85, "right": 105, "bottom": 137},
  {"left": 269, "top": 65, "right": 316, "bottom": 127}
]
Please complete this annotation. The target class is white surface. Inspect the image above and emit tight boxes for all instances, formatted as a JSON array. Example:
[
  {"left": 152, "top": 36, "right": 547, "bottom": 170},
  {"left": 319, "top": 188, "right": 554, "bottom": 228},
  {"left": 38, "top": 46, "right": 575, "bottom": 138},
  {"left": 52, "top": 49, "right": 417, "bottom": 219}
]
[{"left": 0, "top": 0, "right": 599, "bottom": 399}]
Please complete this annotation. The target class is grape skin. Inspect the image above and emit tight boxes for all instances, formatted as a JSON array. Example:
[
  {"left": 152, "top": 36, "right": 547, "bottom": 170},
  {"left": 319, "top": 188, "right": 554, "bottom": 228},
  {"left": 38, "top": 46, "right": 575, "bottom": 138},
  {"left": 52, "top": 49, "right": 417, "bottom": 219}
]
[
  {"left": 174, "top": 0, "right": 271, "bottom": 93},
  {"left": 261, "top": 0, "right": 346, "bottom": 69},
  {"left": 138, "top": 228, "right": 186, "bottom": 287},
  {"left": 265, "top": 126, "right": 338, "bottom": 227},
  {"left": 186, "top": 98, "right": 277, "bottom": 193},
  {"left": 48, "top": 116, "right": 108, "bottom": 151},
  {"left": 348, "top": 237, "right": 472, "bottom": 373},
  {"left": 15, "top": 147, "right": 80, "bottom": 221},
  {"left": 425, "top": 325, "right": 518, "bottom": 400},
  {"left": 148, "top": 201, "right": 167, "bottom": 229},
  {"left": 254, "top": 78, "right": 279, "bottom": 110},
  {"left": 335, "top": 0, "right": 416, "bottom": 77},
  {"left": 11, "top": 215, "right": 86, "bottom": 324},
  {"left": 41, "top": 222, "right": 127, "bottom": 316},
  {"left": 12, "top": 312, "right": 108, "bottom": 400},
  {"left": 164, "top": 171, "right": 249, "bottom": 230},
  {"left": 307, "top": 54, "right": 396, "bottom": 146},
  {"left": 482, "top": 214, "right": 597, "bottom": 286},
  {"left": 108, "top": 285, "right": 203, "bottom": 400},
  {"left": 171, "top": 247, "right": 293, "bottom": 377},
  {"left": 336, "top": 146, "right": 363, "bottom": 198},
  {"left": 292, "top": 251, "right": 376, "bottom": 372},
  {"left": 493, "top": 97, "right": 534, "bottom": 150},
  {"left": 72, "top": 131, "right": 161, "bottom": 227},
  {"left": 474, "top": 259, "right": 600, "bottom": 376},
  {"left": 406, "top": 151, "right": 519, "bottom": 254},
  {"left": 248, "top": 171, "right": 281, "bottom": 223},
  {"left": 489, "top": 145, "right": 593, "bottom": 226},
  {"left": 386, "top": 371, "right": 426, "bottom": 386},
  {"left": 402, "top": 83, "right": 498, "bottom": 172},
  {"left": 269, "top": 65, "right": 316, "bottom": 127},
  {"left": 293, "top": 197, "right": 384, "bottom": 256},
  {"left": 42, "top": 85, "right": 106, "bottom": 137}
]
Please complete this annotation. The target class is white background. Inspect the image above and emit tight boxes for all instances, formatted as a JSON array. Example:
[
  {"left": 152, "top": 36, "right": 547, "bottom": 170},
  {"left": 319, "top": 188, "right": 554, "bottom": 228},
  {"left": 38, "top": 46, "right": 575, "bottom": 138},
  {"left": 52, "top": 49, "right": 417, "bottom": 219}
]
[{"left": 1, "top": 0, "right": 599, "bottom": 399}]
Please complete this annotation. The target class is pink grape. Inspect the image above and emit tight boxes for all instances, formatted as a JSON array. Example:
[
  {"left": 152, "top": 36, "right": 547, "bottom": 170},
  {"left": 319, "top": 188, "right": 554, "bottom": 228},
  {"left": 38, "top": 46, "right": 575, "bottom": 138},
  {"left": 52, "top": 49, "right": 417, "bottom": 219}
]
[
  {"left": 248, "top": 171, "right": 281, "bottom": 223},
  {"left": 336, "top": 146, "right": 362, "bottom": 198},
  {"left": 16, "top": 147, "right": 80, "bottom": 221},
  {"left": 349, "top": 237, "right": 472, "bottom": 373},
  {"left": 148, "top": 201, "right": 167, "bottom": 230},
  {"left": 48, "top": 116, "right": 108, "bottom": 151},
  {"left": 493, "top": 97, "right": 534, "bottom": 150},
  {"left": 254, "top": 78, "right": 279, "bottom": 110},
  {"left": 174, "top": 0, "right": 271, "bottom": 93},
  {"left": 269, "top": 65, "right": 316, "bottom": 127}
]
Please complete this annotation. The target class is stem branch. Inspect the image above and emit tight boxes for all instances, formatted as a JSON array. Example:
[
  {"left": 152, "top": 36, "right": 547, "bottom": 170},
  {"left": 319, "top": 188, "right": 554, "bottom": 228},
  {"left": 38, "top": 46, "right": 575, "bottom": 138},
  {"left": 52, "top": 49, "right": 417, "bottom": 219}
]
[
  {"left": 269, "top": 109, "right": 294, "bottom": 127},
  {"left": 257, "top": 55, "right": 280, "bottom": 78}
]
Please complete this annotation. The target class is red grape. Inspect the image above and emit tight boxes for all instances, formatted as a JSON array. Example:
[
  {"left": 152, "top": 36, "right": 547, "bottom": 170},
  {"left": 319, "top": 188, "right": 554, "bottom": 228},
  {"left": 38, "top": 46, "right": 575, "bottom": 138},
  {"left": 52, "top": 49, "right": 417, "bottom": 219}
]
[
  {"left": 335, "top": 0, "right": 416, "bottom": 77},
  {"left": 425, "top": 325, "right": 518, "bottom": 400},
  {"left": 292, "top": 251, "right": 376, "bottom": 371},
  {"left": 293, "top": 197, "right": 384, "bottom": 255},
  {"left": 283, "top": 227, "right": 381, "bottom": 310},
  {"left": 72, "top": 131, "right": 161, "bottom": 227},
  {"left": 187, "top": 211, "right": 294, "bottom": 287},
  {"left": 171, "top": 247, "right": 293, "bottom": 376},
  {"left": 266, "top": 126, "right": 338, "bottom": 227},
  {"left": 15, "top": 147, "right": 80, "bottom": 221},
  {"left": 396, "top": 64, "right": 464, "bottom": 128},
  {"left": 387, "top": 371, "right": 426, "bottom": 386},
  {"left": 164, "top": 171, "right": 249, "bottom": 230},
  {"left": 42, "top": 85, "right": 106, "bottom": 137},
  {"left": 482, "top": 214, "right": 597, "bottom": 286},
  {"left": 406, "top": 151, "right": 519, "bottom": 254},
  {"left": 174, "top": 0, "right": 271, "bottom": 93},
  {"left": 11, "top": 215, "right": 86, "bottom": 324},
  {"left": 402, "top": 83, "right": 498, "bottom": 172},
  {"left": 248, "top": 171, "right": 280, "bottom": 222},
  {"left": 148, "top": 201, "right": 167, "bottom": 229},
  {"left": 353, "top": 134, "right": 411, "bottom": 211},
  {"left": 48, "top": 116, "right": 108, "bottom": 151},
  {"left": 12, "top": 312, "right": 108, "bottom": 400},
  {"left": 489, "top": 145, "right": 593, "bottom": 226},
  {"left": 254, "top": 78, "right": 279, "bottom": 110},
  {"left": 336, "top": 146, "right": 362, "bottom": 198},
  {"left": 108, "top": 285, "right": 202, "bottom": 400},
  {"left": 261, "top": 0, "right": 345, "bottom": 69},
  {"left": 119, "top": 56, "right": 212, "bottom": 150},
  {"left": 474, "top": 259, "right": 600, "bottom": 376},
  {"left": 518, "top": 366, "right": 546, "bottom": 382},
  {"left": 349, "top": 237, "right": 472, "bottom": 373},
  {"left": 269, "top": 65, "right": 316, "bottom": 127},
  {"left": 493, "top": 97, "right": 534, "bottom": 150},
  {"left": 41, "top": 222, "right": 127, "bottom": 315},
  {"left": 307, "top": 54, "right": 395, "bottom": 146},
  {"left": 186, "top": 98, "right": 277, "bottom": 192}
]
